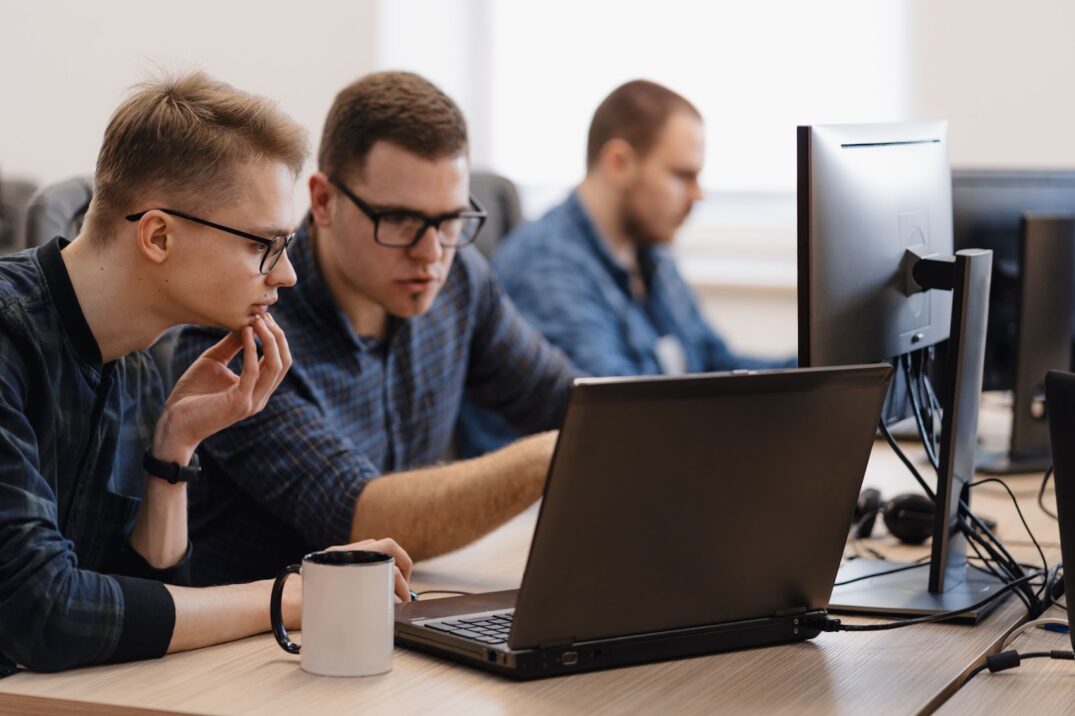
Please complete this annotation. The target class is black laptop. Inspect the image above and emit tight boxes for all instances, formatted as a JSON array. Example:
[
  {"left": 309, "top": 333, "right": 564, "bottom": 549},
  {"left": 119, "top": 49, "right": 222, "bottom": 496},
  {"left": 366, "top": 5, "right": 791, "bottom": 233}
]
[
  {"left": 1045, "top": 370, "right": 1075, "bottom": 652},
  {"left": 396, "top": 364, "right": 892, "bottom": 679}
]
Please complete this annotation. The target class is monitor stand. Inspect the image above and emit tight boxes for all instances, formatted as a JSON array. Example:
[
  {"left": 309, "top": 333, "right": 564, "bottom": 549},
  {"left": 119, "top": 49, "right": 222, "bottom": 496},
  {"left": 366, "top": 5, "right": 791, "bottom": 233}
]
[
  {"left": 831, "top": 553, "right": 1008, "bottom": 624},
  {"left": 830, "top": 249, "right": 1013, "bottom": 622},
  {"left": 978, "top": 214, "right": 1075, "bottom": 475}
]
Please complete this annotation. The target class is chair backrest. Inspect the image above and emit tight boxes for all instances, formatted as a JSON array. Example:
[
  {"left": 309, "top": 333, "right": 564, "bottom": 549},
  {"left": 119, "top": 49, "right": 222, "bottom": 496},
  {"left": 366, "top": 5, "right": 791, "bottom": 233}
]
[
  {"left": 469, "top": 170, "right": 524, "bottom": 259},
  {"left": 0, "top": 176, "right": 40, "bottom": 256},
  {"left": 24, "top": 175, "right": 94, "bottom": 248}
]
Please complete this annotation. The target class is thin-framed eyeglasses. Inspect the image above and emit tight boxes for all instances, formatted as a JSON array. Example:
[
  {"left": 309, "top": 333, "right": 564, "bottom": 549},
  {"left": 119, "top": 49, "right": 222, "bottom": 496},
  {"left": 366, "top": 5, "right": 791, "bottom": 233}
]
[
  {"left": 328, "top": 176, "right": 487, "bottom": 249},
  {"left": 125, "top": 208, "right": 294, "bottom": 275}
]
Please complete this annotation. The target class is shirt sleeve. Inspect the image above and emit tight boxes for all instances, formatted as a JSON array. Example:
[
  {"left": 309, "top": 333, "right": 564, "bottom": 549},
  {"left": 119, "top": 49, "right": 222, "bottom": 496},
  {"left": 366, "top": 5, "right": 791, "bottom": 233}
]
[
  {"left": 174, "top": 326, "right": 379, "bottom": 550},
  {"left": 460, "top": 250, "right": 579, "bottom": 433},
  {"left": 0, "top": 347, "right": 175, "bottom": 672}
]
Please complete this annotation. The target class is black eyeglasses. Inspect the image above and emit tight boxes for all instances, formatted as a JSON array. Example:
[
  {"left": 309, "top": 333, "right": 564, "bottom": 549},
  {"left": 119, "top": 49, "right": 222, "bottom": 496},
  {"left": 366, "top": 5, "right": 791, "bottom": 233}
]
[
  {"left": 328, "top": 176, "right": 487, "bottom": 249},
  {"left": 125, "top": 208, "right": 294, "bottom": 275}
]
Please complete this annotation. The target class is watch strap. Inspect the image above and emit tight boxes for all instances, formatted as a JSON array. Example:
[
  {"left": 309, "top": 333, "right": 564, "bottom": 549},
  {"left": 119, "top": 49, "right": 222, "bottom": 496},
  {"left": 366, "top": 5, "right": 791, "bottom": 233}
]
[{"left": 143, "top": 447, "right": 201, "bottom": 484}]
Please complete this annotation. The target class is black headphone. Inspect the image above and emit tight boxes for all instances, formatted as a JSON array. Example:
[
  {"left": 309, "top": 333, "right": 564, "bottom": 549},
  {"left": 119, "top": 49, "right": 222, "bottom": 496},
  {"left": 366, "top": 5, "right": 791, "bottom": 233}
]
[{"left": 852, "top": 488, "right": 935, "bottom": 545}]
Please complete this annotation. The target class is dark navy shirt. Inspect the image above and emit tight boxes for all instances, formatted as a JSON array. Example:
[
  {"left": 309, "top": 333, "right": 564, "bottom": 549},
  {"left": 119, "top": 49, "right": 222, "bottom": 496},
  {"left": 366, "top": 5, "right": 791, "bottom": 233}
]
[
  {"left": 456, "top": 191, "right": 795, "bottom": 456},
  {"left": 173, "top": 220, "right": 576, "bottom": 585},
  {"left": 0, "top": 239, "right": 185, "bottom": 672}
]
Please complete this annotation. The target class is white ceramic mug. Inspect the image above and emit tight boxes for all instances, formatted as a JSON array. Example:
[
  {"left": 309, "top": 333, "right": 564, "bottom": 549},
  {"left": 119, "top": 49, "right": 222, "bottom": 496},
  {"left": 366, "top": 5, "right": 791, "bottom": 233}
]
[{"left": 270, "top": 550, "right": 395, "bottom": 676}]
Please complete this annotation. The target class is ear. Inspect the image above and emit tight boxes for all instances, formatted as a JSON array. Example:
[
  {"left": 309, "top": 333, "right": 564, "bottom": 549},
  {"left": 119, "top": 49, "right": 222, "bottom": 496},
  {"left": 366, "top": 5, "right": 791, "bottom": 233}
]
[
  {"left": 132, "top": 210, "right": 172, "bottom": 266},
  {"left": 599, "top": 138, "right": 639, "bottom": 189},
  {"left": 309, "top": 171, "right": 335, "bottom": 228}
]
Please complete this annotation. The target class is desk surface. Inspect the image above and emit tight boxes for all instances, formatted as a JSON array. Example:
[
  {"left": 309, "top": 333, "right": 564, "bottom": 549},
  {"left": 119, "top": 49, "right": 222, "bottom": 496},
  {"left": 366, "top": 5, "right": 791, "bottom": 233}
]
[{"left": 0, "top": 432, "right": 1063, "bottom": 716}]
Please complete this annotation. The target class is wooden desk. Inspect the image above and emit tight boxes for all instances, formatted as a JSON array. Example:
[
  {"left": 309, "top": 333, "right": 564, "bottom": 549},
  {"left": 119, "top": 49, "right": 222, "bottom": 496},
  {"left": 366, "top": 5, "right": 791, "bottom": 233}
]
[{"left": 0, "top": 438, "right": 1060, "bottom": 715}]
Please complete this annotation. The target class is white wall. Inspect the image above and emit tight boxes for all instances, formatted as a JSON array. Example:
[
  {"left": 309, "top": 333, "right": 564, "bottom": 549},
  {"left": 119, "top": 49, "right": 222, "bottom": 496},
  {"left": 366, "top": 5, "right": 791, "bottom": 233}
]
[
  {"left": 909, "top": 0, "right": 1075, "bottom": 169},
  {"left": 4, "top": 0, "right": 1075, "bottom": 357},
  {"left": 0, "top": 0, "right": 380, "bottom": 212}
]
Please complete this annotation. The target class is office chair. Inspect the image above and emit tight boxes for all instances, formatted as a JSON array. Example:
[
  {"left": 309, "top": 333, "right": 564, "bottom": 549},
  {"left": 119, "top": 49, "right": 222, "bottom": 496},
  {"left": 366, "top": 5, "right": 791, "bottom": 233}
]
[
  {"left": 23, "top": 175, "right": 180, "bottom": 388},
  {"left": 24, "top": 175, "right": 94, "bottom": 249},
  {"left": 0, "top": 175, "right": 39, "bottom": 256},
  {"left": 469, "top": 170, "right": 524, "bottom": 259}
]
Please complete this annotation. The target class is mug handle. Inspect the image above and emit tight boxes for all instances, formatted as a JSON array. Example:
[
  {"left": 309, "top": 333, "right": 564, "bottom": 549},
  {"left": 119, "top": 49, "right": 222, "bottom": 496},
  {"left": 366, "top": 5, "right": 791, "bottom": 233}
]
[{"left": 270, "top": 564, "right": 302, "bottom": 654}]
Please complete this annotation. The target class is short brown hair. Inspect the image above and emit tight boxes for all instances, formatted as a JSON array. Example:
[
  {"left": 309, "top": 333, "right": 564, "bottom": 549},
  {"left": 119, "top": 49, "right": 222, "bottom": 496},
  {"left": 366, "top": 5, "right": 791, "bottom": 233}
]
[
  {"left": 87, "top": 71, "right": 308, "bottom": 234},
  {"left": 586, "top": 80, "right": 702, "bottom": 170},
  {"left": 318, "top": 71, "right": 468, "bottom": 178}
]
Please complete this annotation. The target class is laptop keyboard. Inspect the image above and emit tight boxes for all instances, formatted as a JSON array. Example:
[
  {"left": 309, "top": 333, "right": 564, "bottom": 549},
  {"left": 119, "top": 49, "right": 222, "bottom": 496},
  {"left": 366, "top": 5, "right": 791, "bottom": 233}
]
[{"left": 421, "top": 610, "right": 514, "bottom": 644}]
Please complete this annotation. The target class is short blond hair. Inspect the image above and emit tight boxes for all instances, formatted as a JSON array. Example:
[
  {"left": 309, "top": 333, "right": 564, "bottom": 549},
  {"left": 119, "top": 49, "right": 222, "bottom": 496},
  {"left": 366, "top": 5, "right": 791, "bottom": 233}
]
[{"left": 87, "top": 71, "right": 308, "bottom": 236}]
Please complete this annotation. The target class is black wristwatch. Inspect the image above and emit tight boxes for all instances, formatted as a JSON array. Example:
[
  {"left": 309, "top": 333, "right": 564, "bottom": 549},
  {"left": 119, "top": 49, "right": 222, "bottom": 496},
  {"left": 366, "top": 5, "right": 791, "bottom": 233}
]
[{"left": 143, "top": 447, "right": 202, "bottom": 484}]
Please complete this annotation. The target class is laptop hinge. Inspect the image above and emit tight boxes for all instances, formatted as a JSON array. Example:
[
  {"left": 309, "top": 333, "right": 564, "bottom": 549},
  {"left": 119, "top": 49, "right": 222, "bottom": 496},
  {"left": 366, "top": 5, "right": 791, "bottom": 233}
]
[{"left": 775, "top": 606, "right": 809, "bottom": 617}]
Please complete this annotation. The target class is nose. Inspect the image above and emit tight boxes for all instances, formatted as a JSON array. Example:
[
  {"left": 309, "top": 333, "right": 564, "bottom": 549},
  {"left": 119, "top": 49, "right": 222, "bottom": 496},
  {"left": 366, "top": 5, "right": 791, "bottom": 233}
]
[
  {"left": 408, "top": 224, "right": 444, "bottom": 263},
  {"left": 266, "top": 249, "right": 298, "bottom": 288},
  {"left": 688, "top": 178, "right": 704, "bottom": 203}
]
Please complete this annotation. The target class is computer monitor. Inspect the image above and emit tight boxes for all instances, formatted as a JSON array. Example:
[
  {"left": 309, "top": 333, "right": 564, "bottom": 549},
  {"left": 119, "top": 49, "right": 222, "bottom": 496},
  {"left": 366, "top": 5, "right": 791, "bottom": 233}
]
[
  {"left": 953, "top": 169, "right": 1075, "bottom": 391},
  {"left": 952, "top": 171, "right": 1075, "bottom": 474},
  {"left": 798, "top": 121, "right": 1007, "bottom": 620}
]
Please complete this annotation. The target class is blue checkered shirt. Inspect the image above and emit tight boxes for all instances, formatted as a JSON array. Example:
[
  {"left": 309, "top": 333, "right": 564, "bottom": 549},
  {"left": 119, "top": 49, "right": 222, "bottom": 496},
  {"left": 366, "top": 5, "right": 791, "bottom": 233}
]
[{"left": 173, "top": 220, "right": 577, "bottom": 585}]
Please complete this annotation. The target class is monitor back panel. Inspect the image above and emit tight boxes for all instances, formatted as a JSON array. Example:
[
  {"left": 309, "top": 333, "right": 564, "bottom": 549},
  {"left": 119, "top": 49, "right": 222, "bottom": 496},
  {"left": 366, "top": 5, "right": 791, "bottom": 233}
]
[{"left": 798, "top": 122, "right": 953, "bottom": 367}]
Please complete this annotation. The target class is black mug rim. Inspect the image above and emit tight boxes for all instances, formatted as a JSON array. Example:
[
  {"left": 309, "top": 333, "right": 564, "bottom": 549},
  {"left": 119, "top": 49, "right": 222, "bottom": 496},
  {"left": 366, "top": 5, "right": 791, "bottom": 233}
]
[{"left": 302, "top": 549, "right": 394, "bottom": 567}]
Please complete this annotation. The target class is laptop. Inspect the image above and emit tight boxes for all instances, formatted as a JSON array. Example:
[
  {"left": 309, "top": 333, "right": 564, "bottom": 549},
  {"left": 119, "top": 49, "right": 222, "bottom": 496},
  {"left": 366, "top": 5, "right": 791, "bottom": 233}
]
[
  {"left": 1045, "top": 370, "right": 1075, "bottom": 651},
  {"left": 396, "top": 364, "right": 893, "bottom": 679}
]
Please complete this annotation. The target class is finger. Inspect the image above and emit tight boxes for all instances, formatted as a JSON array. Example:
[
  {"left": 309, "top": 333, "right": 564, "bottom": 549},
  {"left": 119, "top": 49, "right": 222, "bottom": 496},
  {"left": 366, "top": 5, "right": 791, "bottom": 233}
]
[
  {"left": 235, "top": 324, "right": 259, "bottom": 398},
  {"left": 264, "top": 313, "right": 292, "bottom": 389},
  {"left": 373, "top": 538, "right": 413, "bottom": 581},
  {"left": 250, "top": 315, "right": 282, "bottom": 409},
  {"left": 394, "top": 566, "right": 411, "bottom": 602},
  {"left": 200, "top": 330, "right": 244, "bottom": 365},
  {"left": 259, "top": 311, "right": 290, "bottom": 393}
]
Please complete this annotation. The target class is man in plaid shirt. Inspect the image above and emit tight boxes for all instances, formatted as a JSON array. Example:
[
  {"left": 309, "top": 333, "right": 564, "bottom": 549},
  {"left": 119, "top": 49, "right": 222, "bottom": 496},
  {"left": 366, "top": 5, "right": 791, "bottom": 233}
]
[
  {"left": 0, "top": 72, "right": 411, "bottom": 672},
  {"left": 174, "top": 72, "right": 578, "bottom": 586}
]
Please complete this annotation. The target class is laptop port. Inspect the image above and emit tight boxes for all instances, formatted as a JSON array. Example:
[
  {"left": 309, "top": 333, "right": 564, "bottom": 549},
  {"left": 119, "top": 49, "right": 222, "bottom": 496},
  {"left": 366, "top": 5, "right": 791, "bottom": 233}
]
[{"left": 561, "top": 651, "right": 579, "bottom": 666}]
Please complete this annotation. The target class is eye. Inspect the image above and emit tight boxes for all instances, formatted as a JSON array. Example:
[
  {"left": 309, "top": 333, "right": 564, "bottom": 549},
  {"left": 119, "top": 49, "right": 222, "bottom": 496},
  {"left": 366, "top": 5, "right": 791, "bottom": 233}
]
[{"left": 250, "top": 241, "right": 269, "bottom": 254}]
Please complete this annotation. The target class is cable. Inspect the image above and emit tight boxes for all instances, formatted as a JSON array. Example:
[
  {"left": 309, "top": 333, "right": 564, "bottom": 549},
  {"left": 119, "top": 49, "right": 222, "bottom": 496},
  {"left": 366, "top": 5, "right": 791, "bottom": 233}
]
[
  {"left": 878, "top": 420, "right": 936, "bottom": 501},
  {"left": 1039, "top": 465, "right": 1057, "bottom": 520},
  {"left": 903, "top": 354, "right": 939, "bottom": 472},
  {"left": 969, "top": 477, "right": 1049, "bottom": 599},
  {"left": 1000, "top": 618, "right": 1071, "bottom": 650},
  {"left": 962, "top": 650, "right": 1075, "bottom": 685}
]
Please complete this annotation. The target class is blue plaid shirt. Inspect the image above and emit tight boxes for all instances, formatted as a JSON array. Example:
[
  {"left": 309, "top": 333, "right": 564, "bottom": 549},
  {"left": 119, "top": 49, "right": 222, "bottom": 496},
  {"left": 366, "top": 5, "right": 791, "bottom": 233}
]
[
  {"left": 457, "top": 191, "right": 794, "bottom": 455},
  {"left": 0, "top": 239, "right": 185, "bottom": 673},
  {"left": 173, "top": 219, "right": 577, "bottom": 585}
]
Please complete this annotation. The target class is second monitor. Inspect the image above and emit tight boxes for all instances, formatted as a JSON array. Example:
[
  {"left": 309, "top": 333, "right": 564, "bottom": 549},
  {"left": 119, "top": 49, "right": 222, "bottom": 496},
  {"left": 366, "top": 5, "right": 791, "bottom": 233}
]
[{"left": 798, "top": 121, "right": 1007, "bottom": 620}]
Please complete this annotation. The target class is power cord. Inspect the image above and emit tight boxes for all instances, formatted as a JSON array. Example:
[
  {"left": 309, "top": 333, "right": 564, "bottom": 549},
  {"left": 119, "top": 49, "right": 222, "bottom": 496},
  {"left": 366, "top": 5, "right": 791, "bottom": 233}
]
[{"left": 962, "top": 649, "right": 1074, "bottom": 685}]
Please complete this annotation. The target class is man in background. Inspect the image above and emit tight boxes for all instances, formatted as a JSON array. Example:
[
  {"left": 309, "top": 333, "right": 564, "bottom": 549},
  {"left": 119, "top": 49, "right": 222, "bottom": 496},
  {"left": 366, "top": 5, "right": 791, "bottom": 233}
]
[{"left": 458, "top": 80, "right": 793, "bottom": 455}]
